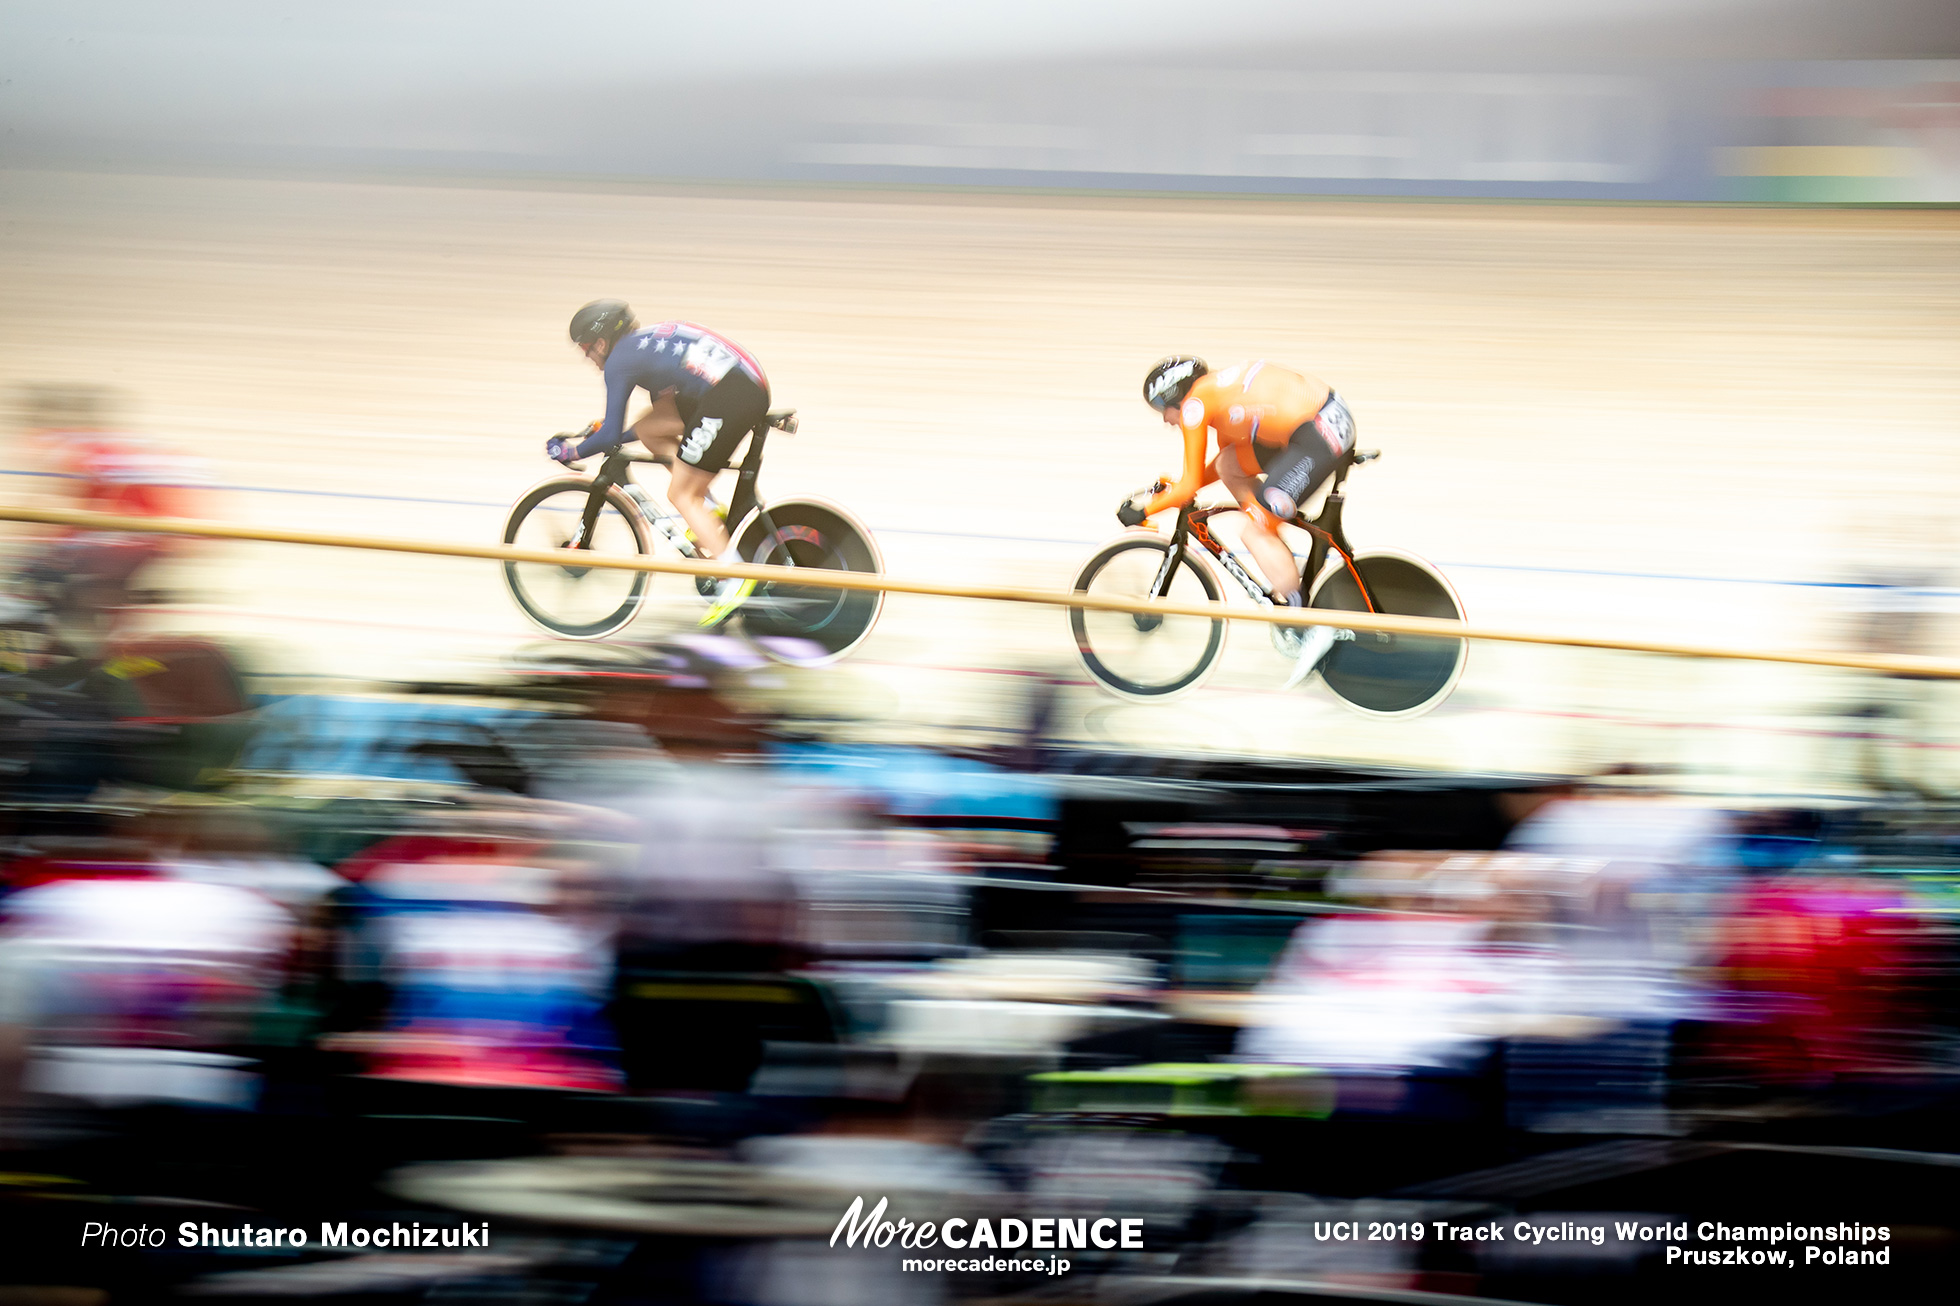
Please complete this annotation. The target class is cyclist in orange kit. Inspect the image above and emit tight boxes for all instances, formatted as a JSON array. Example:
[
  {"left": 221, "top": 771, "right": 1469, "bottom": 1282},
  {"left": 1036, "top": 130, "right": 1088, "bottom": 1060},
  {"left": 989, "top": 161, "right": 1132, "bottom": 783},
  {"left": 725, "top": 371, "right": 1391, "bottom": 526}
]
[{"left": 1121, "top": 356, "right": 1358, "bottom": 684}]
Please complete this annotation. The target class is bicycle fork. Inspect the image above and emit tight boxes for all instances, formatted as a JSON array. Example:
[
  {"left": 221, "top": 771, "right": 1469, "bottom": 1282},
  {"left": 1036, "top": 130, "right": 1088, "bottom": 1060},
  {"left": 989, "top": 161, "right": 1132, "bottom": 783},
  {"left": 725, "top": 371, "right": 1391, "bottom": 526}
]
[{"left": 1129, "top": 514, "right": 1207, "bottom": 634}]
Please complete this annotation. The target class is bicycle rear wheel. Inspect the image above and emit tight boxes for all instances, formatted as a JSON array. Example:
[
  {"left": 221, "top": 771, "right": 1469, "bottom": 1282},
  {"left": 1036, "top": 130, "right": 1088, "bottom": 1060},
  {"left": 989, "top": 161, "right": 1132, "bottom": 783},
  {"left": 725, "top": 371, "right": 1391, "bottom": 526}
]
[
  {"left": 1070, "top": 535, "right": 1225, "bottom": 700},
  {"left": 503, "top": 479, "right": 652, "bottom": 639},
  {"left": 1308, "top": 548, "right": 1466, "bottom": 717},
  {"left": 732, "top": 497, "right": 884, "bottom": 666}
]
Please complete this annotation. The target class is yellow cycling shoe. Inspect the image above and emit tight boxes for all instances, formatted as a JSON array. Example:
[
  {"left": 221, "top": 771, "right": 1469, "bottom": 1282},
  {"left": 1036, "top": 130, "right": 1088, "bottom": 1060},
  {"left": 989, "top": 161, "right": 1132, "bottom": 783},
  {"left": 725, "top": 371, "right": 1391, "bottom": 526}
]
[{"left": 699, "top": 577, "right": 756, "bottom": 629}]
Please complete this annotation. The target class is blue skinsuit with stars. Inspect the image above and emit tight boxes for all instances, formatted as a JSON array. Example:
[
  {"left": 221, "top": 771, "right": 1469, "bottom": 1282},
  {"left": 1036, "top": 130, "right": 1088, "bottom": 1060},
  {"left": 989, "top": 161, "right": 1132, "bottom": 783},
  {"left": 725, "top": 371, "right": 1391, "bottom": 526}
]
[{"left": 573, "top": 322, "right": 768, "bottom": 460}]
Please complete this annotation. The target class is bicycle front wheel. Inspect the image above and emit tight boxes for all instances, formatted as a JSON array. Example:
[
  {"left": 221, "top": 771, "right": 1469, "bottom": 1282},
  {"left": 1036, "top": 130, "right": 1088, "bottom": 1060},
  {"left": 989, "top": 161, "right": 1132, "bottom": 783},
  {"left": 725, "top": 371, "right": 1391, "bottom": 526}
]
[
  {"left": 1308, "top": 548, "right": 1466, "bottom": 717},
  {"left": 1070, "top": 535, "right": 1225, "bottom": 700},
  {"left": 503, "top": 479, "right": 652, "bottom": 639}
]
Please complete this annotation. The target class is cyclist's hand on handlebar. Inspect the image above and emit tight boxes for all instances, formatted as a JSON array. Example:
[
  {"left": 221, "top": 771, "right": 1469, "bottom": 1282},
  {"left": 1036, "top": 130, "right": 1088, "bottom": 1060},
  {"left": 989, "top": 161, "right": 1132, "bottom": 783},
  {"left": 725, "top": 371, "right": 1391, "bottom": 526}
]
[
  {"left": 546, "top": 421, "right": 603, "bottom": 464},
  {"left": 1118, "top": 481, "right": 1170, "bottom": 527}
]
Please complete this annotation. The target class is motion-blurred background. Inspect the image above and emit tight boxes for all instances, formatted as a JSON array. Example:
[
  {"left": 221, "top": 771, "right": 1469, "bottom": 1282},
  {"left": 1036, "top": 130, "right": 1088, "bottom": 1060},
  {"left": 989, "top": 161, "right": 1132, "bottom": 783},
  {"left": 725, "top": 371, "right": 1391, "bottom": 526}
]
[{"left": 1, "top": 2, "right": 1958, "bottom": 1302}]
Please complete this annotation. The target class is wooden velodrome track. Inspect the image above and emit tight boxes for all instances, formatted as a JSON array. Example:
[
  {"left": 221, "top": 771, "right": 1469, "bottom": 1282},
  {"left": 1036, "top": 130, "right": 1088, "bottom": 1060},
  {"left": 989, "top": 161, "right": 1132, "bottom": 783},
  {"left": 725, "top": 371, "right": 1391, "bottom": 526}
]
[{"left": 2, "top": 170, "right": 1957, "bottom": 791}]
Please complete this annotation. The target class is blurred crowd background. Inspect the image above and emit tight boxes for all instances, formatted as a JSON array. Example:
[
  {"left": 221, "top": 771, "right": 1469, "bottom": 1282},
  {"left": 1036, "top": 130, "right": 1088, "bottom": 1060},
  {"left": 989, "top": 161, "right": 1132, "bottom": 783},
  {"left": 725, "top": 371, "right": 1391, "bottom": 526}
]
[
  {"left": 3, "top": 627, "right": 1960, "bottom": 1301},
  {"left": 3, "top": 1, "right": 1960, "bottom": 1302}
]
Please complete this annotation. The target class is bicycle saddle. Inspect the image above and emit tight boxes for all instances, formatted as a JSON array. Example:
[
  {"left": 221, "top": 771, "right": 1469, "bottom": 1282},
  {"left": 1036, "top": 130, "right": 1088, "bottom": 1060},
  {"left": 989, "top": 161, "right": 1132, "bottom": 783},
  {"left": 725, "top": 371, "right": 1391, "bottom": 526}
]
[{"left": 765, "top": 409, "right": 798, "bottom": 434}]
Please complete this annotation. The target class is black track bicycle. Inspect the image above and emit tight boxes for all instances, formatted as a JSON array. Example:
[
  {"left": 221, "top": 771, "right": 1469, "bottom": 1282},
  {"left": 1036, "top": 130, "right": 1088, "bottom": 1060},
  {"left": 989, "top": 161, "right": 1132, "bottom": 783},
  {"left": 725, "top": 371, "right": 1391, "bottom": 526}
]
[
  {"left": 1069, "top": 448, "right": 1466, "bottom": 716},
  {"left": 501, "top": 408, "right": 883, "bottom": 665}
]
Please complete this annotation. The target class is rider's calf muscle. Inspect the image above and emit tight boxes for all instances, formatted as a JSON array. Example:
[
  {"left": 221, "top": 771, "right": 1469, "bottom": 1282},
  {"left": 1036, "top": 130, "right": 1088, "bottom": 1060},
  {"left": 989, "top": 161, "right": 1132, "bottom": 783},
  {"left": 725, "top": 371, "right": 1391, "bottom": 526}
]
[{"left": 668, "top": 463, "right": 729, "bottom": 559}]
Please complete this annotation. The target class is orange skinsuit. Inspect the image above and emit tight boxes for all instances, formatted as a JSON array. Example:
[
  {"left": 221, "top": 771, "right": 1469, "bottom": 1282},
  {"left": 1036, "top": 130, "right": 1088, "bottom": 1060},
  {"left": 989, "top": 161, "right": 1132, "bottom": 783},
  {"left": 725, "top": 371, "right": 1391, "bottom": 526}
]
[{"left": 1142, "top": 361, "right": 1334, "bottom": 530}]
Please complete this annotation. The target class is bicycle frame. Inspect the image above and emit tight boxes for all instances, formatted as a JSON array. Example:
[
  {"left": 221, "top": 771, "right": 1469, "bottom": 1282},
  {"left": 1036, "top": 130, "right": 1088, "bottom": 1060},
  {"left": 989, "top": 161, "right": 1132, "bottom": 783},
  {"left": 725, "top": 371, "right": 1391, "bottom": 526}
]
[
  {"left": 573, "top": 422, "right": 784, "bottom": 558},
  {"left": 1156, "top": 450, "right": 1381, "bottom": 614}
]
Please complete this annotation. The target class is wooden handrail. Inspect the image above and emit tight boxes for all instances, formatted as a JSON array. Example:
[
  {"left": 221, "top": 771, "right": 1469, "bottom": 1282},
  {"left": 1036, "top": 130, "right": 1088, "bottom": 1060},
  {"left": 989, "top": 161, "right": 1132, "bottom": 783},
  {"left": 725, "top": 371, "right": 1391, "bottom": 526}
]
[{"left": 5, "top": 503, "right": 1957, "bottom": 678}]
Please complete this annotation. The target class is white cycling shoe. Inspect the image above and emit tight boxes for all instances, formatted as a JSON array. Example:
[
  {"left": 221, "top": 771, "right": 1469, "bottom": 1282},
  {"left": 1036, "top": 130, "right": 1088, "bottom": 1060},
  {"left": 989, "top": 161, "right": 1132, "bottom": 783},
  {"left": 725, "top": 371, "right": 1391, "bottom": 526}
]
[{"left": 1280, "top": 622, "right": 1353, "bottom": 690}]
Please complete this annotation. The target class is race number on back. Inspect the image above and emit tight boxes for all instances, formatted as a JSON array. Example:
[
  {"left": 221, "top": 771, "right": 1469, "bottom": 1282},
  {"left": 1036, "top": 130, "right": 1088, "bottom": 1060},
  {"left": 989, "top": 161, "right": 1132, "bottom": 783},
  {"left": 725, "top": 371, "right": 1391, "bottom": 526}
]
[{"left": 683, "top": 336, "right": 739, "bottom": 384}]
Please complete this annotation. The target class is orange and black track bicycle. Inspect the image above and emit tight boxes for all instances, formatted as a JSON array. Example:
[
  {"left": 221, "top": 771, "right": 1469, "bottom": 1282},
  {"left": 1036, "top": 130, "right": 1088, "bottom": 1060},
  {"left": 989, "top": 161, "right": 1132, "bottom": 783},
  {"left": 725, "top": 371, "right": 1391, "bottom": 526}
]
[{"left": 1069, "top": 447, "right": 1466, "bottom": 715}]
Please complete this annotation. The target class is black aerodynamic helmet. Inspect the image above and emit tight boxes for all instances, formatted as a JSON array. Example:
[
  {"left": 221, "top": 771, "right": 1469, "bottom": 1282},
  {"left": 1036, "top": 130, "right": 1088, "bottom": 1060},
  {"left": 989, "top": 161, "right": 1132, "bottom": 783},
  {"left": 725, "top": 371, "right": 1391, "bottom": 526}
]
[
  {"left": 569, "top": 299, "right": 638, "bottom": 348},
  {"left": 1143, "top": 355, "right": 1208, "bottom": 411}
]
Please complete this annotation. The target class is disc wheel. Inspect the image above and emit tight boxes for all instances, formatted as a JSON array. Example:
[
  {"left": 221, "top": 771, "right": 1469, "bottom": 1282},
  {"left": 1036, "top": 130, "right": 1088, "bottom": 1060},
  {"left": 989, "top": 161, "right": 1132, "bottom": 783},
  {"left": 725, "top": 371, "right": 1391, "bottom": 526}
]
[
  {"left": 1308, "top": 548, "right": 1466, "bottom": 717},
  {"left": 733, "top": 498, "right": 884, "bottom": 666},
  {"left": 1070, "top": 535, "right": 1225, "bottom": 700},
  {"left": 502, "top": 479, "right": 652, "bottom": 639}
]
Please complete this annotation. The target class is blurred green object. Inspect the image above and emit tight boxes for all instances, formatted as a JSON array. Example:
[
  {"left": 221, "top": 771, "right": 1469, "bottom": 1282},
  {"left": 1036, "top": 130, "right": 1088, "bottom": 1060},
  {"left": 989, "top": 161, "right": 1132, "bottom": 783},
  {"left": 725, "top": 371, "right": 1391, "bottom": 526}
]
[
  {"left": 1176, "top": 913, "right": 1302, "bottom": 989},
  {"left": 1030, "top": 1062, "right": 1332, "bottom": 1118}
]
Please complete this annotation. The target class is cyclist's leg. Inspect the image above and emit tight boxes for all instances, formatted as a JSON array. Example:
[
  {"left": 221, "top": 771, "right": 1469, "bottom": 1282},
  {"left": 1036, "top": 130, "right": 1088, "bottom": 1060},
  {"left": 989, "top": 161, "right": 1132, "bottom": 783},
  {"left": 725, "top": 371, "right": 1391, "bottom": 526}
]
[
  {"left": 1253, "top": 422, "right": 1338, "bottom": 531},
  {"left": 1216, "top": 443, "right": 1304, "bottom": 602},
  {"left": 628, "top": 402, "right": 684, "bottom": 458},
  {"left": 1255, "top": 425, "right": 1353, "bottom": 684},
  {"left": 621, "top": 400, "right": 733, "bottom": 554},
  {"left": 675, "top": 375, "right": 770, "bottom": 628},
  {"left": 666, "top": 375, "right": 765, "bottom": 561},
  {"left": 668, "top": 462, "right": 728, "bottom": 560}
]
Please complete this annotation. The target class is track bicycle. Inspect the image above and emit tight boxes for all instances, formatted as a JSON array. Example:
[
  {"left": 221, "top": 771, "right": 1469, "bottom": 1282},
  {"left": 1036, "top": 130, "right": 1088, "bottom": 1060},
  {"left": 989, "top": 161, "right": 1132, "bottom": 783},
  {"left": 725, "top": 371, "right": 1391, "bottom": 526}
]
[
  {"left": 501, "top": 407, "right": 883, "bottom": 664},
  {"left": 1069, "top": 448, "right": 1466, "bottom": 715}
]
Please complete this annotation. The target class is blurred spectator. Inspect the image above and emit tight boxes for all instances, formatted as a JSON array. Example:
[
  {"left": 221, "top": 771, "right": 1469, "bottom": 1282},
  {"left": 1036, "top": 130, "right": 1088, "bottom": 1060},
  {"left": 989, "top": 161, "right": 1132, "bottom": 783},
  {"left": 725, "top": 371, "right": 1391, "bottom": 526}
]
[
  {"left": 1836, "top": 564, "right": 1954, "bottom": 797},
  {"left": 1706, "top": 874, "right": 1931, "bottom": 1088},
  {"left": 597, "top": 767, "right": 831, "bottom": 1093},
  {"left": 149, "top": 799, "right": 343, "bottom": 912},
  {"left": 706, "top": 1066, "right": 1009, "bottom": 1306},
  {"left": 1503, "top": 797, "right": 1738, "bottom": 987},
  {"left": 333, "top": 845, "right": 626, "bottom": 1092},
  {"left": 1236, "top": 799, "right": 1741, "bottom": 1132},
  {"left": 0, "top": 876, "right": 292, "bottom": 1118},
  {"left": 12, "top": 384, "right": 210, "bottom": 641}
]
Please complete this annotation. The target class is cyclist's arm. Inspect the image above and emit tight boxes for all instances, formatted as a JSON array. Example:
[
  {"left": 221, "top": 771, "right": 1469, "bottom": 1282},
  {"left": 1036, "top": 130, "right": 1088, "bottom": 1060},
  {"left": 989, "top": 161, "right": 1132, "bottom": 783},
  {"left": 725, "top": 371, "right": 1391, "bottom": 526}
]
[
  {"left": 573, "top": 368, "right": 638, "bottom": 460},
  {"left": 1142, "top": 412, "right": 1210, "bottom": 516}
]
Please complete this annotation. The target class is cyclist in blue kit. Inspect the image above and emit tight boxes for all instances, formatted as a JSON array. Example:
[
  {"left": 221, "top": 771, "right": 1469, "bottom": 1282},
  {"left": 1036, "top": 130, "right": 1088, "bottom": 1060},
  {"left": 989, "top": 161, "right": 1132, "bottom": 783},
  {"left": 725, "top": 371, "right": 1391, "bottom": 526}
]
[{"left": 548, "top": 299, "right": 770, "bottom": 626}]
